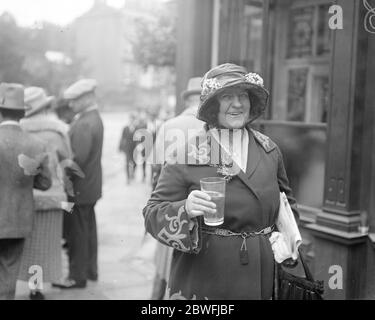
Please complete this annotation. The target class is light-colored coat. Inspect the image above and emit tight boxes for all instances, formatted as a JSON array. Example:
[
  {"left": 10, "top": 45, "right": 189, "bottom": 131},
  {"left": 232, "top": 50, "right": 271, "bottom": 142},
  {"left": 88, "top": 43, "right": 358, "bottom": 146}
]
[
  {"left": 152, "top": 106, "right": 204, "bottom": 165},
  {"left": 21, "top": 114, "right": 72, "bottom": 211}
]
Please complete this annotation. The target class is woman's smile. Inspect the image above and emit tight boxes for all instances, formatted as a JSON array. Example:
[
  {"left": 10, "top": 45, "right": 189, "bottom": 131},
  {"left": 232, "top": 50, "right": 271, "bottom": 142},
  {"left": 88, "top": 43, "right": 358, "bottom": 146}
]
[
  {"left": 227, "top": 110, "right": 244, "bottom": 117},
  {"left": 218, "top": 87, "right": 251, "bottom": 129}
]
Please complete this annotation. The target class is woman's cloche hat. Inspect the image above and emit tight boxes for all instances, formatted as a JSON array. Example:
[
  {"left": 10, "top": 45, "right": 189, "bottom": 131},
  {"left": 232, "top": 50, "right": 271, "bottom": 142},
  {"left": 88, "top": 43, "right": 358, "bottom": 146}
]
[
  {"left": 181, "top": 77, "right": 202, "bottom": 100},
  {"left": 197, "top": 63, "right": 269, "bottom": 124},
  {"left": 0, "top": 83, "right": 26, "bottom": 111},
  {"left": 24, "top": 87, "right": 55, "bottom": 117}
]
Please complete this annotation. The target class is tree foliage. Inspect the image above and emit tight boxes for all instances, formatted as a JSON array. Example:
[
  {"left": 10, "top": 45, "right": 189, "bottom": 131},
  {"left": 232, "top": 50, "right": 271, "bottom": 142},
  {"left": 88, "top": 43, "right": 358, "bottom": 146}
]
[
  {"left": 0, "top": 13, "right": 30, "bottom": 83},
  {"left": 131, "top": 11, "right": 176, "bottom": 69},
  {"left": 0, "top": 12, "right": 83, "bottom": 95}
]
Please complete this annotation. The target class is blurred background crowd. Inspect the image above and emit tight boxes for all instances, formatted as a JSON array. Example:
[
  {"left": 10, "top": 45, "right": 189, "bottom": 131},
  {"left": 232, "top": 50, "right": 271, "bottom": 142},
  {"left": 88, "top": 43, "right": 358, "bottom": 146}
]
[{"left": 0, "top": 0, "right": 178, "bottom": 300}]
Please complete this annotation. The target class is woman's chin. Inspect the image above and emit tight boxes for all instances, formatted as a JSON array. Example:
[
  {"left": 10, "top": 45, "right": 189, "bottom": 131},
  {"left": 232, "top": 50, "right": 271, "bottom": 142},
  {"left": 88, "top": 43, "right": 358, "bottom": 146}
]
[{"left": 224, "top": 120, "right": 246, "bottom": 129}]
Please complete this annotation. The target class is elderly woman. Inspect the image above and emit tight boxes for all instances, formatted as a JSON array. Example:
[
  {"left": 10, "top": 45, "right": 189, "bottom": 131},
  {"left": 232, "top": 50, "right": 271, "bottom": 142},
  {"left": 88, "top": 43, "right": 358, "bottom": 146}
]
[
  {"left": 18, "top": 87, "right": 73, "bottom": 300},
  {"left": 143, "top": 63, "right": 299, "bottom": 300}
]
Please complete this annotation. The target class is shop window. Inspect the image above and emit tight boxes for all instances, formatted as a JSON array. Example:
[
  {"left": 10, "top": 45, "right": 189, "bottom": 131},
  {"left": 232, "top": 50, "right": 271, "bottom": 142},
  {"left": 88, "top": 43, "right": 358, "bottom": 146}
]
[
  {"left": 287, "top": 6, "right": 314, "bottom": 59},
  {"left": 263, "top": 0, "right": 332, "bottom": 211},
  {"left": 317, "top": 4, "right": 332, "bottom": 56},
  {"left": 287, "top": 68, "right": 309, "bottom": 121},
  {"left": 310, "top": 74, "right": 329, "bottom": 123},
  {"left": 272, "top": 0, "right": 332, "bottom": 124}
]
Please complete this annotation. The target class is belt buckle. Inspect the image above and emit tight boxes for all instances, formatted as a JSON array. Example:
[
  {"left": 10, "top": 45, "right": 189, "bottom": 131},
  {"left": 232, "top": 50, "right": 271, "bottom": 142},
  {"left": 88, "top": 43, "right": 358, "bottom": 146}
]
[{"left": 241, "top": 232, "right": 249, "bottom": 238}]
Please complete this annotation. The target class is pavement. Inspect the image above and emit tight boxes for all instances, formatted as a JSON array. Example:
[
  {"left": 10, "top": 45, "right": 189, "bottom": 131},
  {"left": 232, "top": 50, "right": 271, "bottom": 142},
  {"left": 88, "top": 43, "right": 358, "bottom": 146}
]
[{"left": 15, "top": 112, "right": 158, "bottom": 300}]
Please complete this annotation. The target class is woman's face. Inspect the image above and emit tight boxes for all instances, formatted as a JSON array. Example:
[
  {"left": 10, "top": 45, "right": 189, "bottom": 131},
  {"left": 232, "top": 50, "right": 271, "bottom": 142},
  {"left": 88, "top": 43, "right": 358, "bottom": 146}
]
[{"left": 217, "top": 87, "right": 251, "bottom": 129}]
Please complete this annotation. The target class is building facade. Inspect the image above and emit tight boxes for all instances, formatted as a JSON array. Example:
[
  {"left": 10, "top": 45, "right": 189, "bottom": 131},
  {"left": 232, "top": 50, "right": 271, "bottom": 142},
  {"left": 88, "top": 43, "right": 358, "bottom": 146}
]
[
  {"left": 70, "top": 0, "right": 174, "bottom": 109},
  {"left": 176, "top": 0, "right": 375, "bottom": 299}
]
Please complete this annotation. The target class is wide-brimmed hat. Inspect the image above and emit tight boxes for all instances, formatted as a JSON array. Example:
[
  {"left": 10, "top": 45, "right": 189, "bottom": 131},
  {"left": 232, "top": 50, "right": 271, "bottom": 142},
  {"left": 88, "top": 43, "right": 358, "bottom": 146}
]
[
  {"left": 181, "top": 77, "right": 202, "bottom": 100},
  {"left": 0, "top": 83, "right": 26, "bottom": 111},
  {"left": 24, "top": 87, "right": 54, "bottom": 117},
  {"left": 197, "top": 63, "right": 269, "bottom": 124},
  {"left": 63, "top": 79, "right": 97, "bottom": 100}
]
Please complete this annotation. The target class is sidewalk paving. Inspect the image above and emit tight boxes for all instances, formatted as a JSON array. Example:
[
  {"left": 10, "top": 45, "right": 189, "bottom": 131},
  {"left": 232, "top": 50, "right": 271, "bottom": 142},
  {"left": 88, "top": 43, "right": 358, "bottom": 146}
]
[{"left": 15, "top": 112, "right": 158, "bottom": 300}]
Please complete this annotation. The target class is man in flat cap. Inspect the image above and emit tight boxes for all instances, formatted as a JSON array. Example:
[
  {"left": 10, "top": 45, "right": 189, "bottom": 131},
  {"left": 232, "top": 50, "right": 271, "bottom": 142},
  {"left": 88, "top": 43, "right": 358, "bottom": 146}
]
[
  {"left": 54, "top": 79, "right": 103, "bottom": 289},
  {"left": 0, "top": 83, "right": 52, "bottom": 299}
]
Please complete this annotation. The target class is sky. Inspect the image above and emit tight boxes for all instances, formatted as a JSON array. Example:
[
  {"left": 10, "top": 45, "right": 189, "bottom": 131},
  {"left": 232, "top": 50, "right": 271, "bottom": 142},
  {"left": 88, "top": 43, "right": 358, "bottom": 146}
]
[{"left": 0, "top": 0, "right": 127, "bottom": 26}]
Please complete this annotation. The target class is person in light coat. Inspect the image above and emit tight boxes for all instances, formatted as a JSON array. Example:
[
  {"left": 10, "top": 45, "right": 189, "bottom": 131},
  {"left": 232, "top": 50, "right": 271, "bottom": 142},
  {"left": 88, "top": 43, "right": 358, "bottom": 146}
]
[{"left": 18, "top": 86, "right": 73, "bottom": 300}]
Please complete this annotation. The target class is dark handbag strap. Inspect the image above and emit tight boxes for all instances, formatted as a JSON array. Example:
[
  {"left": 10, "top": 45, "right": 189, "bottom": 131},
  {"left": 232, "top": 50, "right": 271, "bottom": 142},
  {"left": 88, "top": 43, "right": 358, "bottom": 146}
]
[
  {"left": 297, "top": 248, "right": 315, "bottom": 282},
  {"left": 273, "top": 260, "right": 279, "bottom": 300}
]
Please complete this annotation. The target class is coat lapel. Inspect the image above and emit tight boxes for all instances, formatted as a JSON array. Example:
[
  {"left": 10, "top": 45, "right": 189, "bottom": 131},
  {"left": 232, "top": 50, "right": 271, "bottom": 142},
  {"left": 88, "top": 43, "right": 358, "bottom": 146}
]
[{"left": 244, "top": 130, "right": 261, "bottom": 179}]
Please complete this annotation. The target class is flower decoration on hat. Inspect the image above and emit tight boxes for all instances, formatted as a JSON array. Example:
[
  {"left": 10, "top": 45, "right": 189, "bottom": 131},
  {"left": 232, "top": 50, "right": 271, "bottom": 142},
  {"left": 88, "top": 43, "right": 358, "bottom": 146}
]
[
  {"left": 201, "top": 72, "right": 264, "bottom": 100},
  {"left": 201, "top": 78, "right": 223, "bottom": 97},
  {"left": 245, "top": 73, "right": 264, "bottom": 87}
]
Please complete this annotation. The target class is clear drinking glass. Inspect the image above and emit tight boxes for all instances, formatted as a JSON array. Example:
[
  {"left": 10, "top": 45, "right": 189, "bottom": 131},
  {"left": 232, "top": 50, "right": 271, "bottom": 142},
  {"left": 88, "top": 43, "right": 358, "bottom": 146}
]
[{"left": 200, "top": 177, "right": 226, "bottom": 226}]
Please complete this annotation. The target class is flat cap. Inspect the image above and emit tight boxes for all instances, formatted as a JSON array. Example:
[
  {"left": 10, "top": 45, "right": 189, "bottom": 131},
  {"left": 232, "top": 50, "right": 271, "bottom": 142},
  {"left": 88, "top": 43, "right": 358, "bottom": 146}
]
[{"left": 63, "top": 79, "right": 97, "bottom": 100}]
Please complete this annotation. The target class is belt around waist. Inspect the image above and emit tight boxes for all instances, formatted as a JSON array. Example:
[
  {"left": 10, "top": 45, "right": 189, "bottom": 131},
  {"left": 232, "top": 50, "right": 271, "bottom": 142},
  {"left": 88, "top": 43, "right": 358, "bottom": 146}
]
[{"left": 201, "top": 225, "right": 275, "bottom": 239}]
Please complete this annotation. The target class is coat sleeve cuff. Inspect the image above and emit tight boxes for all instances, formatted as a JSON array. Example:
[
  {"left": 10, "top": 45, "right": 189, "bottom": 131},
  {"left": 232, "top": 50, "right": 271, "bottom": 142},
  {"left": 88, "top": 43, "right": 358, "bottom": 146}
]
[{"left": 156, "top": 200, "right": 201, "bottom": 254}]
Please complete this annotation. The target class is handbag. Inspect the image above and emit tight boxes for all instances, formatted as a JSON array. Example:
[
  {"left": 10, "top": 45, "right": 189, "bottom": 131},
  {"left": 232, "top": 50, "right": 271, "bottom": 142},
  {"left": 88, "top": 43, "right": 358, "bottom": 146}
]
[{"left": 273, "top": 248, "right": 324, "bottom": 300}]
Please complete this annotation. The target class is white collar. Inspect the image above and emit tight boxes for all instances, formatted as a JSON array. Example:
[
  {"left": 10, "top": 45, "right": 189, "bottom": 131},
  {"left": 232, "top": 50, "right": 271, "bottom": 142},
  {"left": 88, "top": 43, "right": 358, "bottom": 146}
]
[{"left": 0, "top": 120, "right": 20, "bottom": 127}]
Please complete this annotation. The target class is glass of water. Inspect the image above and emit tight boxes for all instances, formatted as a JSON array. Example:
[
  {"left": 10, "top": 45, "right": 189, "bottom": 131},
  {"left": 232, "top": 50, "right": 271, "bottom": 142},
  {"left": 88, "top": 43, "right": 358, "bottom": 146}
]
[{"left": 200, "top": 177, "right": 226, "bottom": 226}]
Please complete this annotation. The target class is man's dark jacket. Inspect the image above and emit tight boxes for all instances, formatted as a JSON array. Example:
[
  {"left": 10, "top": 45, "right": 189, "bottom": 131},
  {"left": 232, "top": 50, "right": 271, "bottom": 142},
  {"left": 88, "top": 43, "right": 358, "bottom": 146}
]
[
  {"left": 69, "top": 109, "right": 103, "bottom": 204},
  {"left": 119, "top": 126, "right": 136, "bottom": 156}
]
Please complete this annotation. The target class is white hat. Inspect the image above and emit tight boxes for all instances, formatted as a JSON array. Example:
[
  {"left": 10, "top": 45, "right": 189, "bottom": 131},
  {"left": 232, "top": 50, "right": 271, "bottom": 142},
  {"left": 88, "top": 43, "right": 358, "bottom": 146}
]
[
  {"left": 63, "top": 79, "right": 97, "bottom": 100},
  {"left": 24, "top": 87, "right": 54, "bottom": 117}
]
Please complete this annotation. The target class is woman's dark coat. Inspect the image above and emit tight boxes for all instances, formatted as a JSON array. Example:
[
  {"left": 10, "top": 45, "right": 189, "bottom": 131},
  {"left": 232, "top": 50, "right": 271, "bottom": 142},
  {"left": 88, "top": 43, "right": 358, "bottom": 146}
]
[{"left": 143, "top": 125, "right": 299, "bottom": 300}]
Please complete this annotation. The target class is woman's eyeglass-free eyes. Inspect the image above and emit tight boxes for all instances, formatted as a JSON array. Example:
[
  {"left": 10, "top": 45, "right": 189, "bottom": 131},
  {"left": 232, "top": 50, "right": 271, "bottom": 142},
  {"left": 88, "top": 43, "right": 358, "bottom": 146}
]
[{"left": 220, "top": 92, "right": 249, "bottom": 102}]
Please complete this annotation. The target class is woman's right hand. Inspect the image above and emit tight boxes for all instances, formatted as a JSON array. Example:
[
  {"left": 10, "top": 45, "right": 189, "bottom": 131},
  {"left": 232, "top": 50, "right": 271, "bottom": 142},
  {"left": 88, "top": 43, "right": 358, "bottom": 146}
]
[{"left": 185, "top": 190, "right": 217, "bottom": 218}]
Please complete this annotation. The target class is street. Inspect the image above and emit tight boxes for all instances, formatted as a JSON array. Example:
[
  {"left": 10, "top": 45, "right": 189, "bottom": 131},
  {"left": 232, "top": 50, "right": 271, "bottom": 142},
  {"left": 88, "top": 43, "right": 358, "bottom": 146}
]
[{"left": 16, "top": 112, "right": 157, "bottom": 300}]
